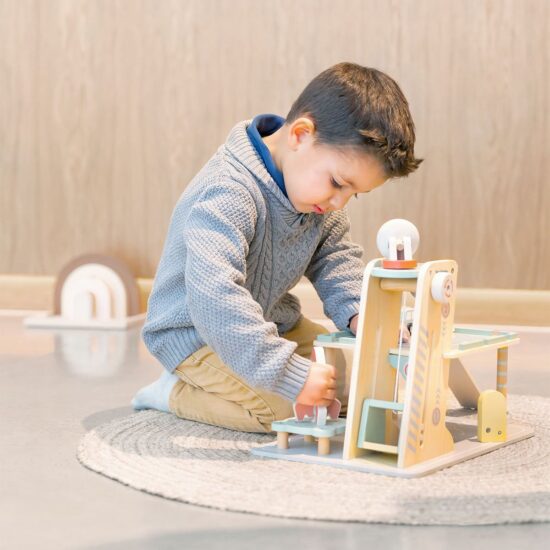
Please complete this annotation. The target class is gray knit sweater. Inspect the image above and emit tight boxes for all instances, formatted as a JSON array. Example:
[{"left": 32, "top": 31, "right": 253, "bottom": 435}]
[{"left": 142, "top": 120, "right": 364, "bottom": 401}]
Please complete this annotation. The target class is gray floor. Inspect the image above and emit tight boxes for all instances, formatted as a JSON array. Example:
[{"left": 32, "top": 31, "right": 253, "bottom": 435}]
[{"left": 1, "top": 313, "right": 550, "bottom": 550}]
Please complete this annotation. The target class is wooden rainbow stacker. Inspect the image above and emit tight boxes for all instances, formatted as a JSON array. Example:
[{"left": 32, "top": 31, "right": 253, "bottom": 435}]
[{"left": 252, "top": 243, "right": 534, "bottom": 477}]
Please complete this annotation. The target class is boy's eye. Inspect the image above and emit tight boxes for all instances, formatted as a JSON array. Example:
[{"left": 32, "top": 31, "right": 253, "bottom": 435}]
[
  {"left": 331, "top": 177, "right": 343, "bottom": 189},
  {"left": 332, "top": 177, "right": 359, "bottom": 199}
]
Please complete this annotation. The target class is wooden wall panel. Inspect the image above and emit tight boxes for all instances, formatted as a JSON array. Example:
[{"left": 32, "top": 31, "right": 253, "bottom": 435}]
[{"left": 1, "top": 0, "right": 549, "bottom": 289}]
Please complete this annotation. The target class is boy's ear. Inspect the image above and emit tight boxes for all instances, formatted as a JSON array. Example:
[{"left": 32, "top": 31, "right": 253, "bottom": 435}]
[{"left": 288, "top": 117, "right": 316, "bottom": 149}]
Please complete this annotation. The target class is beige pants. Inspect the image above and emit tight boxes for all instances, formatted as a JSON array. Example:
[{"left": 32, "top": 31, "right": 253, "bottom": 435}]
[{"left": 169, "top": 317, "right": 330, "bottom": 433}]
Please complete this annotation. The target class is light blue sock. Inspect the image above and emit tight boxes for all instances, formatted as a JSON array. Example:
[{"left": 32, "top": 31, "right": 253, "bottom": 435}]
[{"left": 131, "top": 370, "right": 179, "bottom": 413}]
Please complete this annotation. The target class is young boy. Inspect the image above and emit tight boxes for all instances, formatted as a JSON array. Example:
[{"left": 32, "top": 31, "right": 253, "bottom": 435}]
[{"left": 132, "top": 62, "right": 421, "bottom": 433}]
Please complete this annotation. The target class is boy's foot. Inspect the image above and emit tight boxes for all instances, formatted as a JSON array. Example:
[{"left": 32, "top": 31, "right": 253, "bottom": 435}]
[{"left": 131, "top": 370, "right": 179, "bottom": 413}]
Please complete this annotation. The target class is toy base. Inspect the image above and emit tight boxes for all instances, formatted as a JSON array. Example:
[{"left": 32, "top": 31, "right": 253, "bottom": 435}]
[
  {"left": 23, "top": 312, "right": 146, "bottom": 331},
  {"left": 382, "top": 259, "right": 418, "bottom": 269},
  {"left": 252, "top": 421, "right": 534, "bottom": 478}
]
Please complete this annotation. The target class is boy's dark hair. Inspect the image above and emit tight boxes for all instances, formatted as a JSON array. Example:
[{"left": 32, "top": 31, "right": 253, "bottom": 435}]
[{"left": 286, "top": 62, "right": 422, "bottom": 178}]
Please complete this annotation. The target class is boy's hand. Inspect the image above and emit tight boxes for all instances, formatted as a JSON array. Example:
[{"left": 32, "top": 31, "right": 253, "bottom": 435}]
[
  {"left": 349, "top": 314, "right": 359, "bottom": 335},
  {"left": 400, "top": 324, "right": 411, "bottom": 344},
  {"left": 296, "top": 363, "right": 337, "bottom": 407}
]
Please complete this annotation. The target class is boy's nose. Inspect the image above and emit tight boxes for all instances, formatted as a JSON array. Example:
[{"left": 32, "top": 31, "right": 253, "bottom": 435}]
[{"left": 329, "top": 194, "right": 346, "bottom": 211}]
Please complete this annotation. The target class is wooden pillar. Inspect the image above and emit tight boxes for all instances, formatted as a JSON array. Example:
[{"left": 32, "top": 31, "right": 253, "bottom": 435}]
[
  {"left": 496, "top": 347, "right": 508, "bottom": 397},
  {"left": 277, "top": 432, "right": 289, "bottom": 449},
  {"left": 318, "top": 437, "right": 330, "bottom": 455}
]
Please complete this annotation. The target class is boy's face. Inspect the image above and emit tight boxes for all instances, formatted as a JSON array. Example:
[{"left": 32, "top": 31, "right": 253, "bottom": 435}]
[{"left": 282, "top": 118, "right": 387, "bottom": 214}]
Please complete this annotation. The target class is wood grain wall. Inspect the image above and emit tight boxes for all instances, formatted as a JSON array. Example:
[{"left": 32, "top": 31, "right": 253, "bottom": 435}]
[{"left": 1, "top": 0, "right": 549, "bottom": 289}]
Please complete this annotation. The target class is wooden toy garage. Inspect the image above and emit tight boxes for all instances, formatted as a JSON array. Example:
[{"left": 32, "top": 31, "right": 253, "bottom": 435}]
[{"left": 252, "top": 220, "right": 534, "bottom": 477}]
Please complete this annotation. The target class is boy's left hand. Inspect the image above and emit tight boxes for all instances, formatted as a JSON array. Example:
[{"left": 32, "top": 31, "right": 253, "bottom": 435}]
[{"left": 348, "top": 314, "right": 410, "bottom": 344}]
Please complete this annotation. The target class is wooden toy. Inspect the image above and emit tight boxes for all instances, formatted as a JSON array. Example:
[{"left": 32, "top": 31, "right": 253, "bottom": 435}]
[
  {"left": 252, "top": 219, "right": 534, "bottom": 477},
  {"left": 478, "top": 390, "right": 507, "bottom": 442},
  {"left": 24, "top": 254, "right": 146, "bottom": 330}
]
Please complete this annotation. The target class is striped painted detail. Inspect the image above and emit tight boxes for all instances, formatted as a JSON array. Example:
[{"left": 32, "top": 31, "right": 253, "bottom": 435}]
[
  {"left": 497, "top": 370, "right": 508, "bottom": 376},
  {"left": 408, "top": 433, "right": 417, "bottom": 444},
  {"left": 414, "top": 382, "right": 423, "bottom": 395},
  {"left": 420, "top": 326, "right": 429, "bottom": 339},
  {"left": 407, "top": 442, "right": 416, "bottom": 453},
  {"left": 497, "top": 360, "right": 508, "bottom": 366},
  {"left": 412, "top": 395, "right": 422, "bottom": 408},
  {"left": 497, "top": 383, "right": 507, "bottom": 388},
  {"left": 417, "top": 347, "right": 427, "bottom": 362},
  {"left": 416, "top": 371, "right": 425, "bottom": 384},
  {"left": 411, "top": 404, "right": 420, "bottom": 418},
  {"left": 410, "top": 418, "right": 420, "bottom": 431}
]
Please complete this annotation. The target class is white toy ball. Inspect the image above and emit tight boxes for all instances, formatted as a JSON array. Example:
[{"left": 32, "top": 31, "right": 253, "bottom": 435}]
[{"left": 376, "top": 219, "right": 420, "bottom": 260}]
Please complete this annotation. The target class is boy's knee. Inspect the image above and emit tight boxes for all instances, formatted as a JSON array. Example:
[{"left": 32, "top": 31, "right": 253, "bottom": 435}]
[
  {"left": 251, "top": 395, "right": 293, "bottom": 432},
  {"left": 284, "top": 317, "right": 330, "bottom": 356},
  {"left": 317, "top": 323, "right": 330, "bottom": 335}
]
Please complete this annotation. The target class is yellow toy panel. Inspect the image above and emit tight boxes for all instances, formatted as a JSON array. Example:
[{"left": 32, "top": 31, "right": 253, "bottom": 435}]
[{"left": 478, "top": 390, "right": 507, "bottom": 442}]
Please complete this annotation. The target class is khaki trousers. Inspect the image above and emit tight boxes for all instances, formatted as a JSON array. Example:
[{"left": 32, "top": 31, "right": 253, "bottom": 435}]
[{"left": 169, "top": 317, "right": 330, "bottom": 433}]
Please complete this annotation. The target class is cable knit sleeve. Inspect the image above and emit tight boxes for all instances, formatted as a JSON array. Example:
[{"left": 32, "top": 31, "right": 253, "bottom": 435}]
[
  {"left": 304, "top": 208, "right": 365, "bottom": 330},
  {"left": 183, "top": 181, "right": 311, "bottom": 401}
]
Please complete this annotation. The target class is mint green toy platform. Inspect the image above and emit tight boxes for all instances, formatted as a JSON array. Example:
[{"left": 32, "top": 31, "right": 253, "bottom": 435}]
[
  {"left": 315, "top": 327, "right": 519, "bottom": 360},
  {"left": 271, "top": 418, "right": 346, "bottom": 439}
]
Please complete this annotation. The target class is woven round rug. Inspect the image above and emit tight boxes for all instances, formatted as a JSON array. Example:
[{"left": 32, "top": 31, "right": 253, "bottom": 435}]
[{"left": 77, "top": 394, "right": 550, "bottom": 525}]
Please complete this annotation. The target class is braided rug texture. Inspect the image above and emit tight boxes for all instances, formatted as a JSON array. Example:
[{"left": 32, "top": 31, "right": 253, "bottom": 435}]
[{"left": 77, "top": 395, "right": 550, "bottom": 525}]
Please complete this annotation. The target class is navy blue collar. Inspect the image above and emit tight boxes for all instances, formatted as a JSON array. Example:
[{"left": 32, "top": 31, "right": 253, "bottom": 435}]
[{"left": 246, "top": 114, "right": 287, "bottom": 198}]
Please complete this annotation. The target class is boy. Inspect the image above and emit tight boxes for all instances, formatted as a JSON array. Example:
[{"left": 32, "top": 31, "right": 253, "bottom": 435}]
[{"left": 133, "top": 62, "right": 421, "bottom": 433}]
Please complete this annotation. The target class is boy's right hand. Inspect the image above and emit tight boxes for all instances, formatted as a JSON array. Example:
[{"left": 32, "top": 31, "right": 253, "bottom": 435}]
[{"left": 296, "top": 362, "right": 337, "bottom": 407}]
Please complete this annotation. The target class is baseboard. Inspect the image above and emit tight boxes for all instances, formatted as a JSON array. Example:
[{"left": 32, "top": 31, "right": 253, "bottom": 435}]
[
  {"left": 454, "top": 287, "right": 550, "bottom": 326},
  {"left": 0, "top": 275, "right": 57, "bottom": 310},
  {"left": 292, "top": 280, "right": 550, "bottom": 327},
  {"left": 0, "top": 275, "right": 548, "bottom": 327},
  {"left": 0, "top": 275, "right": 153, "bottom": 314}
]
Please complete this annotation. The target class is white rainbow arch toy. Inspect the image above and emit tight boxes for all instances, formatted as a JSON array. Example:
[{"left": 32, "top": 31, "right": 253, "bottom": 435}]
[{"left": 25, "top": 254, "right": 146, "bottom": 330}]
